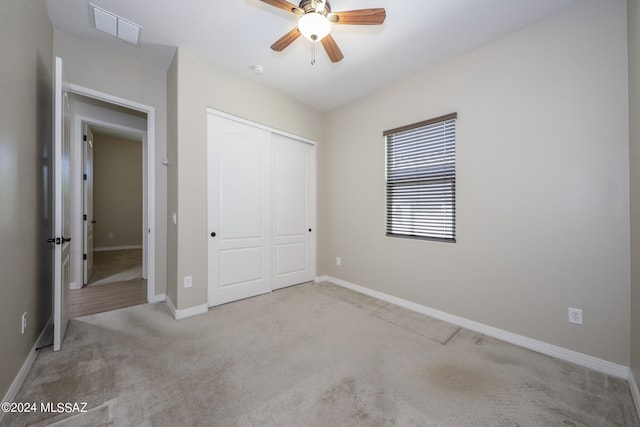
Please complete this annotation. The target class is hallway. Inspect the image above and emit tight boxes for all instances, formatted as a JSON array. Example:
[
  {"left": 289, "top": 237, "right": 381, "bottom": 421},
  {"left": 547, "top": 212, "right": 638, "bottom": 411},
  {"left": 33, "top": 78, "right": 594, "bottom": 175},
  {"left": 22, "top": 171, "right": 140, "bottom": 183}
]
[{"left": 69, "top": 249, "right": 147, "bottom": 318}]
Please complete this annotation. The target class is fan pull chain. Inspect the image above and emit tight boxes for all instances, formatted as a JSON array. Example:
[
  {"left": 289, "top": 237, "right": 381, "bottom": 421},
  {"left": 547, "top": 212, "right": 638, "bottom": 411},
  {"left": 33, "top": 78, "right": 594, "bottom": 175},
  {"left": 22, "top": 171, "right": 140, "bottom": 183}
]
[{"left": 311, "top": 42, "right": 316, "bottom": 66}]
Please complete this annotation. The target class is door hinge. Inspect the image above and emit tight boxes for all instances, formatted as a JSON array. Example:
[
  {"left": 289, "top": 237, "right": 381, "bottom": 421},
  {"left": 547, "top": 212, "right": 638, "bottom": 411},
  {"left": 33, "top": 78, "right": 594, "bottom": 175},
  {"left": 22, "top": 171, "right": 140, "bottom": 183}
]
[
  {"left": 83, "top": 253, "right": 87, "bottom": 260},
  {"left": 83, "top": 135, "right": 87, "bottom": 141},
  {"left": 83, "top": 214, "right": 87, "bottom": 221},
  {"left": 83, "top": 173, "right": 87, "bottom": 180}
]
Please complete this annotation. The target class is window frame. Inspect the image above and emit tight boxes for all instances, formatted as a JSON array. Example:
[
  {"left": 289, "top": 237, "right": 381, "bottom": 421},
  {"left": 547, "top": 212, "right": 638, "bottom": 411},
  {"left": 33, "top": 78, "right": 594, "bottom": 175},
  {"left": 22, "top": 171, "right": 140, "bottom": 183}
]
[{"left": 384, "top": 112, "right": 457, "bottom": 243}]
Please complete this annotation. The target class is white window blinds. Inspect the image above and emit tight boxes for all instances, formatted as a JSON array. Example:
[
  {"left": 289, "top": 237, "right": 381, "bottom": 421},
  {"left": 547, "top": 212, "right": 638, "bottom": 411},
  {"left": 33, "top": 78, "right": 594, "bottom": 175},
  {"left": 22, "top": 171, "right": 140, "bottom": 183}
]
[{"left": 384, "top": 113, "right": 457, "bottom": 242}]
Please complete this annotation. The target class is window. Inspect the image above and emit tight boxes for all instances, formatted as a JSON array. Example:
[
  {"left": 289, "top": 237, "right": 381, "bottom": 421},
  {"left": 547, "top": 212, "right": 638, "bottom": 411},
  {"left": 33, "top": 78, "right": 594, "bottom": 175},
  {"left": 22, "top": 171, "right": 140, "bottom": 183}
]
[{"left": 384, "top": 113, "right": 457, "bottom": 242}]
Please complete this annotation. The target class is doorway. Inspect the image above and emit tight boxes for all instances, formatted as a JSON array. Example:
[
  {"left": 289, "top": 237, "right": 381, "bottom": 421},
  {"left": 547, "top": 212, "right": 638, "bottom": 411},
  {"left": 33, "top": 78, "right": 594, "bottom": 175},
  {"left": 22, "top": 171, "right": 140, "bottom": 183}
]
[{"left": 69, "top": 124, "right": 147, "bottom": 318}]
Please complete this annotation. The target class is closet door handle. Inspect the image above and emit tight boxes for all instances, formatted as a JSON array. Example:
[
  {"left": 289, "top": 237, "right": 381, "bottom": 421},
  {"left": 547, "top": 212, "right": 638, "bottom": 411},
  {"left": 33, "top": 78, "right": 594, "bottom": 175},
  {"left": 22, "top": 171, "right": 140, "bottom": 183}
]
[{"left": 210, "top": 232, "right": 216, "bottom": 237}]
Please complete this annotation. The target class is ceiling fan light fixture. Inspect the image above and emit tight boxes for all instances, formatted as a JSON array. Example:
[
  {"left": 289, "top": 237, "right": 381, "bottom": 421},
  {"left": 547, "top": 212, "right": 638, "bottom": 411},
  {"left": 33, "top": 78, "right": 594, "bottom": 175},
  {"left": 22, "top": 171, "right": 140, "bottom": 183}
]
[{"left": 298, "top": 13, "right": 330, "bottom": 42}]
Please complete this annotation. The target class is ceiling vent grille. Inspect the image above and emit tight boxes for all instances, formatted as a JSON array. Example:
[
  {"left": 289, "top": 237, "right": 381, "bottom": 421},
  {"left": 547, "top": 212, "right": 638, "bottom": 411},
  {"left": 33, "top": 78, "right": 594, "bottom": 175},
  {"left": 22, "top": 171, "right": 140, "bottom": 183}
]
[{"left": 90, "top": 3, "right": 142, "bottom": 46}]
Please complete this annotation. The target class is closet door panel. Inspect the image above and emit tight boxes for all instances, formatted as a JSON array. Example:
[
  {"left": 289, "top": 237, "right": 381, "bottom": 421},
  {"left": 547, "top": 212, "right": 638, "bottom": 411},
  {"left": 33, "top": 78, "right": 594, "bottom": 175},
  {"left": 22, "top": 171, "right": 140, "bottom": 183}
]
[
  {"left": 208, "top": 114, "right": 272, "bottom": 307},
  {"left": 272, "top": 133, "right": 315, "bottom": 289}
]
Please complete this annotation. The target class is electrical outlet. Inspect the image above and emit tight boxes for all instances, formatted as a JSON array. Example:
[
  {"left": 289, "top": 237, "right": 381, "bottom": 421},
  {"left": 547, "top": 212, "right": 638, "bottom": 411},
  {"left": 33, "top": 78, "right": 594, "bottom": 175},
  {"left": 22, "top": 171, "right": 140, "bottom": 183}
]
[
  {"left": 336, "top": 257, "right": 341, "bottom": 266},
  {"left": 184, "top": 275, "right": 193, "bottom": 288},
  {"left": 568, "top": 307, "right": 583, "bottom": 325},
  {"left": 21, "top": 312, "right": 27, "bottom": 334}
]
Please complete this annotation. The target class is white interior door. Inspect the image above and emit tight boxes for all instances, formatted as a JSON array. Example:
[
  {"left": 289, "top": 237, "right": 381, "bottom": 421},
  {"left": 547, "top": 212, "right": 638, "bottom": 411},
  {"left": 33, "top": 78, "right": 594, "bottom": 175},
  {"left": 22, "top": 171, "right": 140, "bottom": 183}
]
[
  {"left": 272, "top": 134, "right": 315, "bottom": 290},
  {"left": 207, "top": 114, "right": 272, "bottom": 306},
  {"left": 83, "top": 124, "right": 94, "bottom": 284},
  {"left": 53, "top": 57, "right": 71, "bottom": 351}
]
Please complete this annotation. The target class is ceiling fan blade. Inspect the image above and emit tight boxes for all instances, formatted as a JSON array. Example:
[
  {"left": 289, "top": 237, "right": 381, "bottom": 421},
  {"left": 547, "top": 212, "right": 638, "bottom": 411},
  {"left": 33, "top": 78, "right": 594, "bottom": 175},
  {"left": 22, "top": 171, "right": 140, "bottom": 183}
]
[
  {"left": 259, "top": 0, "right": 303, "bottom": 15},
  {"left": 271, "top": 27, "right": 302, "bottom": 51},
  {"left": 321, "top": 34, "right": 344, "bottom": 63},
  {"left": 329, "top": 8, "right": 386, "bottom": 25}
]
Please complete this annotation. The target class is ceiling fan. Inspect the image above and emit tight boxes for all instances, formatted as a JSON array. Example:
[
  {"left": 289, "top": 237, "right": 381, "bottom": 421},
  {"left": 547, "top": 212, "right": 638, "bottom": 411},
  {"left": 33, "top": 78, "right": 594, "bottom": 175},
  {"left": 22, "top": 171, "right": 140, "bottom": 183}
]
[{"left": 259, "top": 0, "right": 386, "bottom": 63}]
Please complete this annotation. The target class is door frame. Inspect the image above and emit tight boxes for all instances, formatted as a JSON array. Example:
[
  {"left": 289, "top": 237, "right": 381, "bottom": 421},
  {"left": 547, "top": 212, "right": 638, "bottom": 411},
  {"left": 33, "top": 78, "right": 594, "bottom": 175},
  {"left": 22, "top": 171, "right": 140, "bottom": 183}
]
[
  {"left": 82, "top": 123, "right": 94, "bottom": 284},
  {"left": 206, "top": 108, "right": 317, "bottom": 147},
  {"left": 68, "top": 84, "right": 157, "bottom": 303},
  {"left": 75, "top": 117, "right": 147, "bottom": 283}
]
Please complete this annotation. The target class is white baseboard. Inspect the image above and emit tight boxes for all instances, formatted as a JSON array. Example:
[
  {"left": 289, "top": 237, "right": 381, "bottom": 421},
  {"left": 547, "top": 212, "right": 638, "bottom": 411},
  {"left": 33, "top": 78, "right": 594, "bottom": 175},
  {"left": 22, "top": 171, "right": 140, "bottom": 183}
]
[
  {"left": 164, "top": 296, "right": 208, "bottom": 320},
  {"left": 68, "top": 281, "right": 82, "bottom": 290},
  {"left": 148, "top": 293, "right": 166, "bottom": 304},
  {"left": 317, "top": 275, "right": 629, "bottom": 379},
  {"left": 1, "top": 317, "right": 52, "bottom": 423},
  {"left": 93, "top": 245, "right": 143, "bottom": 252}
]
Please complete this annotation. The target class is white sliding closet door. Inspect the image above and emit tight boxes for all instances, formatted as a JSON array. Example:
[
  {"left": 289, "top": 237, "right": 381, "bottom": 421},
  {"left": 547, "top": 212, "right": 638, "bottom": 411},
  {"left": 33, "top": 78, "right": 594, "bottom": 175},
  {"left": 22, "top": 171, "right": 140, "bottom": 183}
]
[
  {"left": 207, "top": 114, "right": 272, "bottom": 306},
  {"left": 207, "top": 112, "right": 316, "bottom": 307},
  {"left": 272, "top": 134, "right": 315, "bottom": 290}
]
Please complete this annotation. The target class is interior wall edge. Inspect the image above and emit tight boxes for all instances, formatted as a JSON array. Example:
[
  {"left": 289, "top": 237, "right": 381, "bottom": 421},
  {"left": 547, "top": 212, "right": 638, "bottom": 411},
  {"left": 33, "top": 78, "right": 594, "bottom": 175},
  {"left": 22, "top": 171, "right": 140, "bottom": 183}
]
[
  {"left": 627, "top": 0, "right": 640, "bottom": 378},
  {"left": 163, "top": 296, "right": 207, "bottom": 320},
  {"left": 164, "top": 296, "right": 177, "bottom": 319},
  {"left": 629, "top": 368, "right": 640, "bottom": 420}
]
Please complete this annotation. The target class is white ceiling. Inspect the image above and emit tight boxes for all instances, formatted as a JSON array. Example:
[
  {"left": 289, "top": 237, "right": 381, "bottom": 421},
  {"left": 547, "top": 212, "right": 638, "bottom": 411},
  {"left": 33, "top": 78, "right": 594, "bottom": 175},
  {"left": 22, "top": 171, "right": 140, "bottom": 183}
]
[{"left": 45, "top": 0, "right": 579, "bottom": 111}]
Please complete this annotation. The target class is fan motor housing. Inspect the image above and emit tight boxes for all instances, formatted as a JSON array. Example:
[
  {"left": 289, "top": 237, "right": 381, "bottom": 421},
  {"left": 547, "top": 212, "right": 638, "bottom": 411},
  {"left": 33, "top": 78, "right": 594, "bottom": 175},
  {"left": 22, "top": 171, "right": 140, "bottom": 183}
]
[{"left": 299, "top": 0, "right": 331, "bottom": 16}]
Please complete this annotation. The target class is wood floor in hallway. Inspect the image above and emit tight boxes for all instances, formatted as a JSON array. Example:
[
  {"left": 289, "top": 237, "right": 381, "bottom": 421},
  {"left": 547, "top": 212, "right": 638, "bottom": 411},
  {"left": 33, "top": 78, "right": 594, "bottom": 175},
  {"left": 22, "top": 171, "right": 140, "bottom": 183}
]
[
  {"left": 69, "top": 249, "right": 147, "bottom": 318},
  {"left": 69, "top": 279, "right": 147, "bottom": 318}
]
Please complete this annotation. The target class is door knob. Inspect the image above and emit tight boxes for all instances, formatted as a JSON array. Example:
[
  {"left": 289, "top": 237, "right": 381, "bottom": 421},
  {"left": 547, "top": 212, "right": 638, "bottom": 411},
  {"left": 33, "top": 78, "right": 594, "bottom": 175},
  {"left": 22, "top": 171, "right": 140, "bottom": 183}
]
[
  {"left": 210, "top": 232, "right": 216, "bottom": 237},
  {"left": 309, "top": 228, "right": 312, "bottom": 232},
  {"left": 47, "top": 237, "right": 68, "bottom": 244}
]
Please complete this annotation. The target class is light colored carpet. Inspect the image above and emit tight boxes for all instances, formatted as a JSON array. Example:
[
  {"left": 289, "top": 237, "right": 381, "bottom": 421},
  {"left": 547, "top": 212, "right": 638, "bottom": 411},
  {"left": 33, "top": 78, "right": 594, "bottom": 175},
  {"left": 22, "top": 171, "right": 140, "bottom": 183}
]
[
  {"left": 3, "top": 282, "right": 638, "bottom": 426},
  {"left": 89, "top": 249, "right": 142, "bottom": 286}
]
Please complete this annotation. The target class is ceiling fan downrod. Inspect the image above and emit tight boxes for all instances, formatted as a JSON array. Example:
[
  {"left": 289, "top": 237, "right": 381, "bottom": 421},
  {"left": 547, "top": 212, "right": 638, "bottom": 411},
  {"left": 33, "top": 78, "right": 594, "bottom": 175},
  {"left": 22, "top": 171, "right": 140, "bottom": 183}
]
[{"left": 299, "top": 0, "right": 330, "bottom": 16}]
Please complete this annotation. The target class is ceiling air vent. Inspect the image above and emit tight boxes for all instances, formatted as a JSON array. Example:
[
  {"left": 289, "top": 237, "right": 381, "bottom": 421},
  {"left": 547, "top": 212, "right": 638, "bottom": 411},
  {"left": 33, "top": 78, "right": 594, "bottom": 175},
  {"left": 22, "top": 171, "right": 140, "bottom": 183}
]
[{"left": 90, "top": 3, "right": 142, "bottom": 46}]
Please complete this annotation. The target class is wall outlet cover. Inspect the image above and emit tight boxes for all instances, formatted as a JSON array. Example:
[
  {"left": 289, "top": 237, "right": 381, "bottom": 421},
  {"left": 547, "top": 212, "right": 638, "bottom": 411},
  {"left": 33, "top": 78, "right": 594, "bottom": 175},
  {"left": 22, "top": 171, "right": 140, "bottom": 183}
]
[{"left": 568, "top": 307, "right": 583, "bottom": 325}]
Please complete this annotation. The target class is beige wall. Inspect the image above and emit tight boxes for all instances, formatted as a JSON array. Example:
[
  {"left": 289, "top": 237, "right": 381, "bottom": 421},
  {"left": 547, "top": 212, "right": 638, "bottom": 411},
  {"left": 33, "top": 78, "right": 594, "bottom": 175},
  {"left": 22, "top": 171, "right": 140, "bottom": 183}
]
[
  {"left": 169, "top": 49, "right": 325, "bottom": 310},
  {"left": 53, "top": 30, "right": 168, "bottom": 296},
  {"left": 93, "top": 133, "right": 143, "bottom": 249},
  {"left": 629, "top": 0, "right": 640, "bottom": 379},
  {"left": 320, "top": 0, "right": 630, "bottom": 364},
  {"left": 0, "top": 0, "right": 52, "bottom": 399}
]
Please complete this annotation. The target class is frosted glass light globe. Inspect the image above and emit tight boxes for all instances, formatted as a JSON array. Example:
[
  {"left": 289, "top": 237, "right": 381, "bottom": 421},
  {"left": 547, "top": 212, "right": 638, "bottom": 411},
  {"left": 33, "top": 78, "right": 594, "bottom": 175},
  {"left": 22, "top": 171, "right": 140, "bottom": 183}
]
[{"left": 298, "top": 13, "right": 330, "bottom": 42}]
